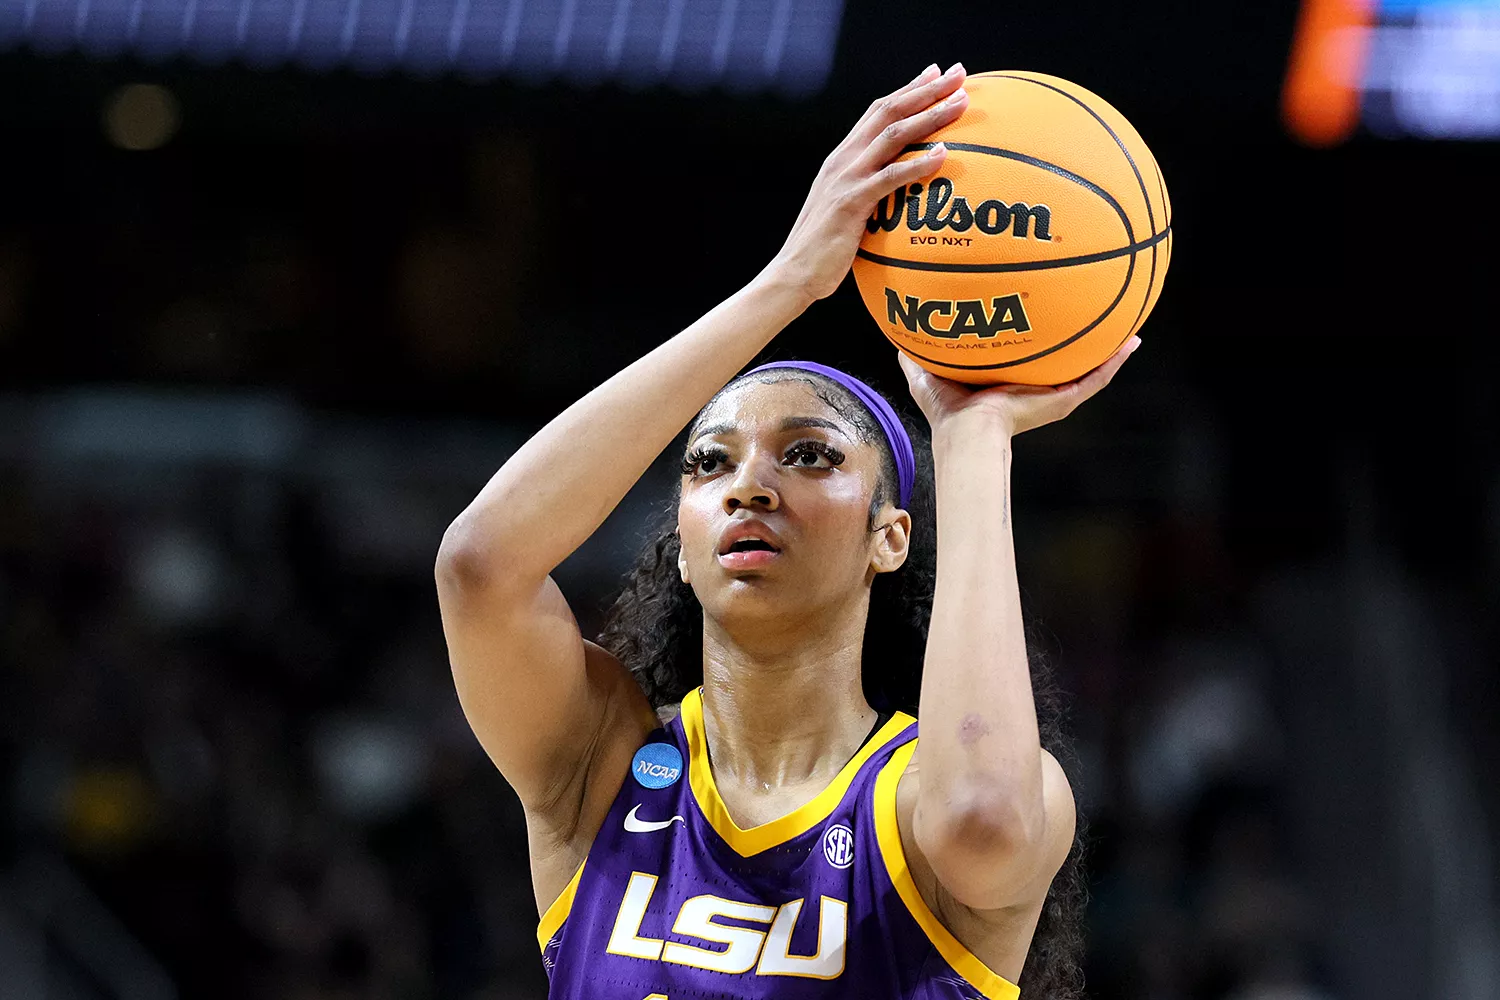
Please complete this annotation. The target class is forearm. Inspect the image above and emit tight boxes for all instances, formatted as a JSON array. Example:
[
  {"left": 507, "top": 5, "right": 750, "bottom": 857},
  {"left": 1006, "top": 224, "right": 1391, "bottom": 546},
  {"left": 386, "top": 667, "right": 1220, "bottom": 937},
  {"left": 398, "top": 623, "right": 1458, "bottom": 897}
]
[
  {"left": 917, "top": 411, "right": 1044, "bottom": 845},
  {"left": 438, "top": 267, "right": 811, "bottom": 588},
  {"left": 440, "top": 61, "right": 971, "bottom": 589}
]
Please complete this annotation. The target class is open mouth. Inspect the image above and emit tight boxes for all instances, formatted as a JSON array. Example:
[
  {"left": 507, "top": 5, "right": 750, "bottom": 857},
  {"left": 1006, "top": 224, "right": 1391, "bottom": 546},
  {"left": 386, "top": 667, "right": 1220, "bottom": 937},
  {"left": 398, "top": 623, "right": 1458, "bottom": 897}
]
[
  {"left": 724, "top": 538, "right": 779, "bottom": 554},
  {"left": 717, "top": 530, "right": 783, "bottom": 570}
]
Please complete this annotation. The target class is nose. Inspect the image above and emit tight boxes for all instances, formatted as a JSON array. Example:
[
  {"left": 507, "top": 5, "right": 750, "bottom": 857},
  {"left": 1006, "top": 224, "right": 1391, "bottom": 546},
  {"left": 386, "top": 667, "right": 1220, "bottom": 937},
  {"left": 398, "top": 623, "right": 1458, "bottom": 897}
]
[{"left": 723, "top": 452, "right": 779, "bottom": 513}]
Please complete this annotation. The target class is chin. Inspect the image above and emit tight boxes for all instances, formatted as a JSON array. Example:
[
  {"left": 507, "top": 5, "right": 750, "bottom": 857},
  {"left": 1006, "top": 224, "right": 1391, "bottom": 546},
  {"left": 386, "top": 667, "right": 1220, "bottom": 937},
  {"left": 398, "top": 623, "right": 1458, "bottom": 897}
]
[{"left": 700, "top": 574, "right": 801, "bottom": 619}]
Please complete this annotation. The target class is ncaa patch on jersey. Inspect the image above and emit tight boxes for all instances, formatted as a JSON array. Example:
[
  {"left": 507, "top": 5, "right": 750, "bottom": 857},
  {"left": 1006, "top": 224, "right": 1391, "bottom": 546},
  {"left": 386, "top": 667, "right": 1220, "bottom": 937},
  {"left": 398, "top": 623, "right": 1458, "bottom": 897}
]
[
  {"left": 631, "top": 742, "right": 683, "bottom": 790},
  {"left": 823, "top": 823, "right": 855, "bottom": 869}
]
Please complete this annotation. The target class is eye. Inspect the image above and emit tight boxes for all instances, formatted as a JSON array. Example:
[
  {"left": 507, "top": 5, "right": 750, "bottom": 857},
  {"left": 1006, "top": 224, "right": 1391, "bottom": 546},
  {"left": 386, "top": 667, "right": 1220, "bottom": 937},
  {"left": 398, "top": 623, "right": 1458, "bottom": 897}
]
[
  {"left": 784, "top": 440, "right": 845, "bottom": 470},
  {"left": 681, "top": 445, "right": 731, "bottom": 478}
]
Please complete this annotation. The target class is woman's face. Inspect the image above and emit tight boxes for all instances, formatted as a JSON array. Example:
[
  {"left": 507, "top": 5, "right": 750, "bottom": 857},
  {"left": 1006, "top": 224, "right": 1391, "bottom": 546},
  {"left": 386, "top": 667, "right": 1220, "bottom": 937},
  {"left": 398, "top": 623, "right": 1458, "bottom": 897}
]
[{"left": 676, "top": 378, "right": 909, "bottom": 631}]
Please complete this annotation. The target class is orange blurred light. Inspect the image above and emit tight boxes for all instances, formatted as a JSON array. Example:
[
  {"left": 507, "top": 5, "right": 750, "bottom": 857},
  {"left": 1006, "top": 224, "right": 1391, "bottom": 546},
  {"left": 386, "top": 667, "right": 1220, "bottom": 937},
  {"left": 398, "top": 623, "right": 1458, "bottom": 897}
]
[{"left": 1282, "top": 0, "right": 1377, "bottom": 146}]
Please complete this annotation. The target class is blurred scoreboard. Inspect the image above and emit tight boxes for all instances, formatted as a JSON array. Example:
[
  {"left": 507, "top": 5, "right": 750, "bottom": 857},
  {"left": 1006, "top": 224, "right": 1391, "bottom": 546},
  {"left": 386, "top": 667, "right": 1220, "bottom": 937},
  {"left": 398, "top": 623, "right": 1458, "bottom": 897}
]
[
  {"left": 1285, "top": 0, "right": 1500, "bottom": 142},
  {"left": 0, "top": 0, "right": 844, "bottom": 93}
]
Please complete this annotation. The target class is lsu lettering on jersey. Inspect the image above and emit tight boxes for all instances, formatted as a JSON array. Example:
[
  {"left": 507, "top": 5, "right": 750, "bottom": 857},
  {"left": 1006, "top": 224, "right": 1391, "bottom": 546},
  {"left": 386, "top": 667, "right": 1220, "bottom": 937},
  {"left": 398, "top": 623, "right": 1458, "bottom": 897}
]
[{"left": 537, "top": 688, "right": 1020, "bottom": 1000}]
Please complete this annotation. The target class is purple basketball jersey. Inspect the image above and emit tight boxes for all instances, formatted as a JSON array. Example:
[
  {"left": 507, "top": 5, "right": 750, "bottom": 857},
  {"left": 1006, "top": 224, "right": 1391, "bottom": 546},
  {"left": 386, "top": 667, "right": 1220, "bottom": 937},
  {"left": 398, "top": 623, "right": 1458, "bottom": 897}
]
[{"left": 536, "top": 688, "right": 1020, "bottom": 999}]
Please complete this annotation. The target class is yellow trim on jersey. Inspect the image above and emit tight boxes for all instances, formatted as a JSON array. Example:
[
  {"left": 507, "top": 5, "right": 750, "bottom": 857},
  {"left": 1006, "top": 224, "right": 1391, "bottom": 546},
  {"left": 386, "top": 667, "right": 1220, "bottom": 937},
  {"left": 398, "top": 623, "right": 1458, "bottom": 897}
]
[
  {"left": 536, "top": 858, "right": 586, "bottom": 952},
  {"left": 680, "top": 687, "right": 914, "bottom": 857},
  {"left": 873, "top": 740, "right": 1021, "bottom": 1000}
]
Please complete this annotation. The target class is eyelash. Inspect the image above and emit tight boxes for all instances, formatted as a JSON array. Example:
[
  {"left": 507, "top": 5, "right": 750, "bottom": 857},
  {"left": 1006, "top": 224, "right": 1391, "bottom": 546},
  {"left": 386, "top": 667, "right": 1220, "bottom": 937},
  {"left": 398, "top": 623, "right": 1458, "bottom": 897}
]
[
  {"left": 679, "top": 440, "right": 846, "bottom": 477},
  {"left": 786, "top": 440, "right": 846, "bottom": 468},
  {"left": 680, "top": 444, "right": 729, "bottom": 477}
]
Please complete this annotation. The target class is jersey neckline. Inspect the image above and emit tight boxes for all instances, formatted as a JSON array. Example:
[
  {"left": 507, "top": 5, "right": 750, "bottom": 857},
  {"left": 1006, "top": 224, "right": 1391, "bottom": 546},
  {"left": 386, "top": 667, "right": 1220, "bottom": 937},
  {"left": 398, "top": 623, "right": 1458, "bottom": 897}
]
[{"left": 679, "top": 687, "right": 915, "bottom": 857}]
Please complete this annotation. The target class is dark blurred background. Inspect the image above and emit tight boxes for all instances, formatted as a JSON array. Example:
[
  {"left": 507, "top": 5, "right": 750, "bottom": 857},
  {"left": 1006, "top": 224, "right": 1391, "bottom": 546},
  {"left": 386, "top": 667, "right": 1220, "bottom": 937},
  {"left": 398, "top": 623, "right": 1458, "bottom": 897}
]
[{"left": 1, "top": 0, "right": 1497, "bottom": 998}]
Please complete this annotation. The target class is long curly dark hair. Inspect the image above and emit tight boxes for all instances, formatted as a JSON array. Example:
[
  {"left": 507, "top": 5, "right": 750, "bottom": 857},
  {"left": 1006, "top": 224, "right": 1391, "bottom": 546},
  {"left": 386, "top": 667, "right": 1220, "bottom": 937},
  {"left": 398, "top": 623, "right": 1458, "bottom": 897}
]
[{"left": 596, "top": 368, "right": 1089, "bottom": 999}]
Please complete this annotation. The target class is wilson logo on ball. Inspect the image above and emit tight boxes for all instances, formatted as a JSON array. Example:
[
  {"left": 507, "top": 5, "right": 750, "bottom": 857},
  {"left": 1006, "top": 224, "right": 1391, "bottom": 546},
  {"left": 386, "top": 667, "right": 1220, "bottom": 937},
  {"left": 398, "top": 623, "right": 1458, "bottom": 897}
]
[
  {"left": 885, "top": 288, "right": 1032, "bottom": 339},
  {"left": 854, "top": 72, "right": 1171, "bottom": 386},
  {"left": 866, "top": 178, "right": 1053, "bottom": 240}
]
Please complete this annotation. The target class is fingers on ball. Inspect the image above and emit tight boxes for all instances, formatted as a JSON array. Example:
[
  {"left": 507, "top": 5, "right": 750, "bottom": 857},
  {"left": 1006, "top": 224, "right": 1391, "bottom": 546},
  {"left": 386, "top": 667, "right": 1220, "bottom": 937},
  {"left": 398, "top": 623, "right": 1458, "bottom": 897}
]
[
  {"left": 858, "top": 147, "right": 944, "bottom": 201},
  {"left": 876, "top": 89, "right": 966, "bottom": 150},
  {"left": 865, "top": 63, "right": 965, "bottom": 133},
  {"left": 903, "top": 64, "right": 941, "bottom": 90}
]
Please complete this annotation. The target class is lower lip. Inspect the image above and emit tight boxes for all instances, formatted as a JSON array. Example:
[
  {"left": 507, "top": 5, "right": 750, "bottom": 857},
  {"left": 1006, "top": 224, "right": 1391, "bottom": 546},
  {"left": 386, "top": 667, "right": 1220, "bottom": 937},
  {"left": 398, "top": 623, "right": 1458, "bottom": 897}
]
[{"left": 718, "top": 549, "right": 781, "bottom": 570}]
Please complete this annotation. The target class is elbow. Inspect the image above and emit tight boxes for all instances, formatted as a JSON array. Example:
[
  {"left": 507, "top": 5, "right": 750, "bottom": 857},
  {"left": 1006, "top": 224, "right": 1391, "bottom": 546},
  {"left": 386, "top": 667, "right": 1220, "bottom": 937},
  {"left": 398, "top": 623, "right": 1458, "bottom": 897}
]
[
  {"left": 915, "top": 776, "right": 1043, "bottom": 869},
  {"left": 435, "top": 515, "right": 507, "bottom": 595}
]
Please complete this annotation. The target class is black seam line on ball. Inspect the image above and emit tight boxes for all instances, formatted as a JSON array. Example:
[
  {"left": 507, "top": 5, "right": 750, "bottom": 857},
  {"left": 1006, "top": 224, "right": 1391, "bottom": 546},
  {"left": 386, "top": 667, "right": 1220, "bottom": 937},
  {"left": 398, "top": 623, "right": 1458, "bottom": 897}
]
[
  {"left": 1134, "top": 153, "right": 1173, "bottom": 337},
  {"left": 1154, "top": 157, "right": 1171, "bottom": 231},
  {"left": 1131, "top": 161, "right": 1167, "bottom": 336},
  {"left": 987, "top": 72, "right": 1167, "bottom": 338},
  {"left": 990, "top": 73, "right": 1157, "bottom": 237},
  {"left": 1131, "top": 231, "right": 1171, "bottom": 338},
  {"left": 855, "top": 225, "right": 1170, "bottom": 273},
  {"left": 900, "top": 140, "right": 1135, "bottom": 246},
  {"left": 879, "top": 239, "right": 1138, "bottom": 370}
]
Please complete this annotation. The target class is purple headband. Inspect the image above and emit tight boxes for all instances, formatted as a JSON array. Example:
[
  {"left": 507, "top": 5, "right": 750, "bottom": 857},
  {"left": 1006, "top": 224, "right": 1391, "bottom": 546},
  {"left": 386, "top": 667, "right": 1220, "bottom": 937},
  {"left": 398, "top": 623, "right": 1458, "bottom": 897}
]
[{"left": 744, "top": 360, "right": 915, "bottom": 509}]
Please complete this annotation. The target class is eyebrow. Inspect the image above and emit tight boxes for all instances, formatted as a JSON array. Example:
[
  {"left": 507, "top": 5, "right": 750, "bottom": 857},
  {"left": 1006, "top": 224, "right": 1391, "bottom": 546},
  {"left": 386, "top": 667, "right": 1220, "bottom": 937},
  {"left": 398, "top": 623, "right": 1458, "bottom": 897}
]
[{"left": 690, "top": 415, "right": 847, "bottom": 441}]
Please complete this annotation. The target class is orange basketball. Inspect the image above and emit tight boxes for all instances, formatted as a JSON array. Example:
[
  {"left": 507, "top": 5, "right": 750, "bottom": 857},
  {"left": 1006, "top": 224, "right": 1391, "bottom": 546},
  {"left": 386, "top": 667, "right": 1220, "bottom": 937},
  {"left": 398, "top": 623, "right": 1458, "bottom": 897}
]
[{"left": 854, "top": 71, "right": 1172, "bottom": 386}]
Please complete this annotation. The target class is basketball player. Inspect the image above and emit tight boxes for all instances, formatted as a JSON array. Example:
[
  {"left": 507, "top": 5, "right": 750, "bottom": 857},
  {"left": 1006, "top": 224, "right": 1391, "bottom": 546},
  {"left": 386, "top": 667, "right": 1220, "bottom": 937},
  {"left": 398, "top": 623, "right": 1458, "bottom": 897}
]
[{"left": 436, "top": 63, "right": 1138, "bottom": 999}]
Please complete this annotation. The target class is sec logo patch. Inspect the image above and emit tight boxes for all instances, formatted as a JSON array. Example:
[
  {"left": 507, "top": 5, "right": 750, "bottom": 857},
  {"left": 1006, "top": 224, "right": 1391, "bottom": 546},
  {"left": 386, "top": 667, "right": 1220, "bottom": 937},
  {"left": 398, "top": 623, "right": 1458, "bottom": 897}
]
[
  {"left": 823, "top": 823, "right": 855, "bottom": 869},
  {"left": 631, "top": 742, "right": 683, "bottom": 790}
]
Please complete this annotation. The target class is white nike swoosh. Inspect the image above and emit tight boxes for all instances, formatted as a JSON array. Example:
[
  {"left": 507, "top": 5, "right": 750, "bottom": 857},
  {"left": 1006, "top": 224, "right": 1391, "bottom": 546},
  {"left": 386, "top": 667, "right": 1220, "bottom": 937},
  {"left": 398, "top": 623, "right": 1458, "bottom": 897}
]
[{"left": 623, "top": 804, "right": 685, "bottom": 834}]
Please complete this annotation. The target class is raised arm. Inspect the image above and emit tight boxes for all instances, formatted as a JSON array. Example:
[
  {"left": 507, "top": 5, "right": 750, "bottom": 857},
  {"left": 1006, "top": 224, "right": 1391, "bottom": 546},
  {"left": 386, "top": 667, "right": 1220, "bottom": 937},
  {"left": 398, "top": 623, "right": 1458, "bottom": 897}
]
[
  {"left": 435, "top": 64, "right": 970, "bottom": 832},
  {"left": 898, "top": 339, "right": 1138, "bottom": 913}
]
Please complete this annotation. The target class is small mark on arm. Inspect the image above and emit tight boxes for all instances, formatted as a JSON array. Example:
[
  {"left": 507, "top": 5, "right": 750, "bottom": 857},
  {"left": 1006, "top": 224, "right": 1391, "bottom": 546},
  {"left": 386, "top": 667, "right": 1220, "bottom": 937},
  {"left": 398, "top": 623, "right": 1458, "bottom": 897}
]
[{"left": 957, "top": 712, "right": 992, "bottom": 746}]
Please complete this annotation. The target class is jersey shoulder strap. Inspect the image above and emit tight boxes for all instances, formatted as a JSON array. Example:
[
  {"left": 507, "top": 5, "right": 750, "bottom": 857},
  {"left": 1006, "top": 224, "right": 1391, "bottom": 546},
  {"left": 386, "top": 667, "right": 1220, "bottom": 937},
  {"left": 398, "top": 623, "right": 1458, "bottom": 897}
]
[{"left": 868, "top": 735, "right": 1021, "bottom": 1000}]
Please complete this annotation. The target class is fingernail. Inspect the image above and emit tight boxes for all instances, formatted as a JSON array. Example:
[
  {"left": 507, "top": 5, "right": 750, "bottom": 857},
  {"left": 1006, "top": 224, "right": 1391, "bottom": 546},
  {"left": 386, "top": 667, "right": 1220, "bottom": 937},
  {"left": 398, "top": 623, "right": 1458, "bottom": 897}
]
[
  {"left": 947, "top": 61, "right": 965, "bottom": 76},
  {"left": 928, "top": 142, "right": 947, "bottom": 157},
  {"left": 944, "top": 88, "right": 967, "bottom": 107},
  {"left": 1127, "top": 336, "right": 1142, "bottom": 353}
]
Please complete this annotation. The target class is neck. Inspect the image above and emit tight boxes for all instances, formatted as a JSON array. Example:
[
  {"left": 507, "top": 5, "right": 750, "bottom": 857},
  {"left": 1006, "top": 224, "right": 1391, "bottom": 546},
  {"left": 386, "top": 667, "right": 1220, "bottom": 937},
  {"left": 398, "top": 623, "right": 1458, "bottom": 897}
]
[{"left": 698, "top": 594, "right": 878, "bottom": 792}]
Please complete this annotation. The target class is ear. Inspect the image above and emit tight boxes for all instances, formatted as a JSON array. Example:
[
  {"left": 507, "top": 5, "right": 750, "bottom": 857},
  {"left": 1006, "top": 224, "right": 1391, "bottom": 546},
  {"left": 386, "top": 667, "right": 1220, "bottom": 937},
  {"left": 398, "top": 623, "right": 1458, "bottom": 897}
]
[
  {"left": 676, "top": 527, "right": 691, "bottom": 584},
  {"left": 870, "top": 509, "right": 912, "bottom": 575}
]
